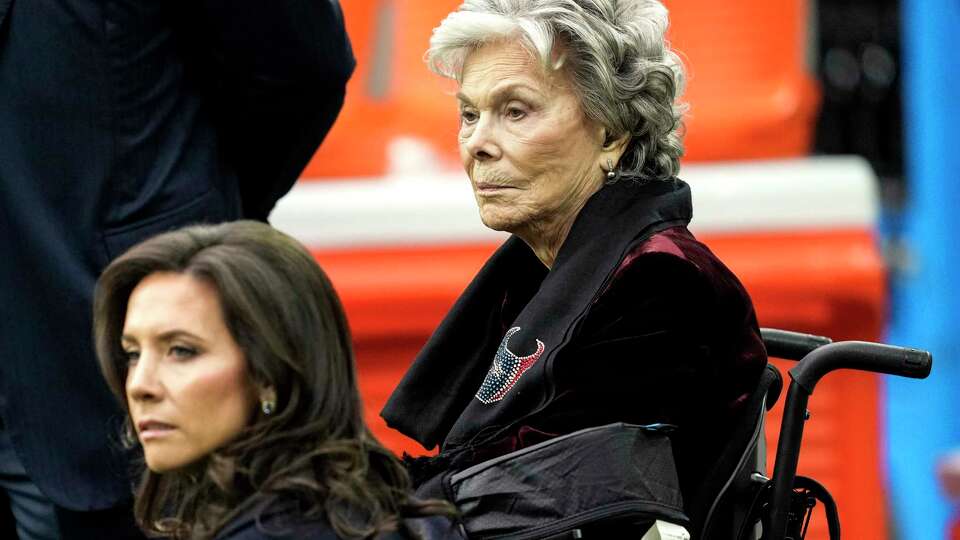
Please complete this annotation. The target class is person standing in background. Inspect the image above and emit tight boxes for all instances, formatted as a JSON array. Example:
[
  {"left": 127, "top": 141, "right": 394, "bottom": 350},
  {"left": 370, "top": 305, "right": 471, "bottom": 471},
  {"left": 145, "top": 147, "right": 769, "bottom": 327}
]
[{"left": 0, "top": 1, "right": 354, "bottom": 538}]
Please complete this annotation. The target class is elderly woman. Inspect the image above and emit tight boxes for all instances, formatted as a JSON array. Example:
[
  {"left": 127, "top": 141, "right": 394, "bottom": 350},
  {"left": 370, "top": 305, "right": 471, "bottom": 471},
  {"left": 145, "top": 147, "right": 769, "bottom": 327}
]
[
  {"left": 94, "top": 222, "right": 458, "bottom": 540},
  {"left": 381, "top": 0, "right": 766, "bottom": 525}
]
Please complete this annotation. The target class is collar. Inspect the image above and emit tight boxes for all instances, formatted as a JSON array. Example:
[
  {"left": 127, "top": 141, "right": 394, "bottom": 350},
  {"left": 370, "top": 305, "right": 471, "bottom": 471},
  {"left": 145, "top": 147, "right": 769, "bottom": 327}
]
[{"left": 381, "top": 178, "right": 692, "bottom": 450}]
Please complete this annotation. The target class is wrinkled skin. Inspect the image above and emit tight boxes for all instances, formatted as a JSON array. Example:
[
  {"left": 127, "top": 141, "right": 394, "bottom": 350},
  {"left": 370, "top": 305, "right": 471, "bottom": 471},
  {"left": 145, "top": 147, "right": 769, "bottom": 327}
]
[{"left": 457, "top": 40, "right": 627, "bottom": 268}]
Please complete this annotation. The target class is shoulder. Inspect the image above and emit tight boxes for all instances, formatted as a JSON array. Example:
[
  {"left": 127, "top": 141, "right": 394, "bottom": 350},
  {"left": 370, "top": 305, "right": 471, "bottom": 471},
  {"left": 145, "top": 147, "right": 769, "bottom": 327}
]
[
  {"left": 616, "top": 227, "right": 724, "bottom": 280},
  {"left": 580, "top": 226, "right": 758, "bottom": 343},
  {"left": 216, "top": 510, "right": 462, "bottom": 540},
  {"left": 400, "top": 515, "right": 465, "bottom": 540},
  {"left": 599, "top": 227, "right": 718, "bottom": 307},
  {"left": 216, "top": 511, "right": 337, "bottom": 540},
  {"left": 604, "top": 226, "right": 752, "bottom": 307}
]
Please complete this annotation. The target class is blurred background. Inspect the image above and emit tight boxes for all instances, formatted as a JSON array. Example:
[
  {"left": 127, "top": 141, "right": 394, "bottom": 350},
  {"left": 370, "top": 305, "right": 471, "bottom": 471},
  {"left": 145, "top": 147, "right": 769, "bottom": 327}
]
[{"left": 268, "top": 0, "right": 960, "bottom": 538}]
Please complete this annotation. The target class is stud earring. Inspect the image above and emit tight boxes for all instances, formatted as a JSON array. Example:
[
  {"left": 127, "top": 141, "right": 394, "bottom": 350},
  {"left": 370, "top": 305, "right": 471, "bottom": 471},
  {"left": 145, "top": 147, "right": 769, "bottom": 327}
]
[
  {"left": 261, "top": 399, "right": 276, "bottom": 415},
  {"left": 259, "top": 385, "right": 277, "bottom": 416}
]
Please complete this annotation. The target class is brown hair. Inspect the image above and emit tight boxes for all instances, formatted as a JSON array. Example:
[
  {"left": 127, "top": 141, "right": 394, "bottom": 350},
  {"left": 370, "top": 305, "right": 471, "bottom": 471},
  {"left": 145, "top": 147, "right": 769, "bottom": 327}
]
[{"left": 94, "top": 221, "right": 449, "bottom": 539}]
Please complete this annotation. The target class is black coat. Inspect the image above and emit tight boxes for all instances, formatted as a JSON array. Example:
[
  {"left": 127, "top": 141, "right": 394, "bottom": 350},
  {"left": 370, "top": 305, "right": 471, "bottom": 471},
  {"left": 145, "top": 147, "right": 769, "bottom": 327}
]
[
  {"left": 215, "top": 508, "right": 462, "bottom": 540},
  {"left": 0, "top": 0, "right": 353, "bottom": 510},
  {"left": 382, "top": 179, "right": 767, "bottom": 503}
]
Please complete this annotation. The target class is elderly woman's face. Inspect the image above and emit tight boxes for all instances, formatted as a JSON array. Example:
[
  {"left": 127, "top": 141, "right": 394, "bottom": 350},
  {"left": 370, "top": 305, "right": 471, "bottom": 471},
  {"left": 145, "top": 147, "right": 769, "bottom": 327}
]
[
  {"left": 122, "top": 272, "right": 257, "bottom": 473},
  {"left": 457, "top": 40, "right": 607, "bottom": 236}
]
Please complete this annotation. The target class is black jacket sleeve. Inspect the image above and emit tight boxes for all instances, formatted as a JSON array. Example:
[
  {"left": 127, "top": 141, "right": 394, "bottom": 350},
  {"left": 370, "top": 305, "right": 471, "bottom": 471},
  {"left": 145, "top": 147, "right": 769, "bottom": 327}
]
[
  {"left": 186, "top": 0, "right": 356, "bottom": 220},
  {"left": 545, "top": 252, "right": 720, "bottom": 429},
  {"left": 543, "top": 246, "right": 766, "bottom": 499}
]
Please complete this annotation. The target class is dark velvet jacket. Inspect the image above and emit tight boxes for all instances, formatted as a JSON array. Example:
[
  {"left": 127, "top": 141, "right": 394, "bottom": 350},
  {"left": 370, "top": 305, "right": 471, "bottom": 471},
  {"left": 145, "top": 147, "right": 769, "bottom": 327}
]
[{"left": 381, "top": 178, "right": 766, "bottom": 501}]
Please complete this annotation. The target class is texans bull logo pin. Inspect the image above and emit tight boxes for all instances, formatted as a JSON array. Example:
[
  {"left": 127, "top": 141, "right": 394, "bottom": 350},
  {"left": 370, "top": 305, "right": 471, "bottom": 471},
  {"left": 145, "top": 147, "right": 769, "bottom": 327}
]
[{"left": 476, "top": 327, "right": 545, "bottom": 404}]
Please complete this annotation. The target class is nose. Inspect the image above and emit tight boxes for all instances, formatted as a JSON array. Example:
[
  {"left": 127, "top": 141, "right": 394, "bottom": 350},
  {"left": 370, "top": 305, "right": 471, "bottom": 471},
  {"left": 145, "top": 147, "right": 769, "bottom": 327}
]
[
  {"left": 462, "top": 114, "right": 502, "bottom": 162},
  {"left": 126, "top": 353, "right": 162, "bottom": 404}
]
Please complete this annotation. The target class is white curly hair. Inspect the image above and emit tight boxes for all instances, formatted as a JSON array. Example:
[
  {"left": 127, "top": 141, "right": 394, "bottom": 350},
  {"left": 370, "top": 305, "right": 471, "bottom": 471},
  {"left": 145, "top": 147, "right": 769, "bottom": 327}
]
[{"left": 427, "top": 0, "right": 687, "bottom": 181}]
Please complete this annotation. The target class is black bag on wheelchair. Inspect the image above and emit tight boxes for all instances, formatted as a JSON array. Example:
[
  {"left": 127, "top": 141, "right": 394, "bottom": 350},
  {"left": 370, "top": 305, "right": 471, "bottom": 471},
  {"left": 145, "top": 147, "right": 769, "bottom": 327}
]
[{"left": 443, "top": 422, "right": 689, "bottom": 539}]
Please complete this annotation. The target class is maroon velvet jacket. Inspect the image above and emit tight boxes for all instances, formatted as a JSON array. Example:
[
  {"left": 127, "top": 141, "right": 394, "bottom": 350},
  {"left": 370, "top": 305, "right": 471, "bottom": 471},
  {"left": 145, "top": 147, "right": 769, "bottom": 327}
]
[{"left": 382, "top": 178, "right": 766, "bottom": 502}]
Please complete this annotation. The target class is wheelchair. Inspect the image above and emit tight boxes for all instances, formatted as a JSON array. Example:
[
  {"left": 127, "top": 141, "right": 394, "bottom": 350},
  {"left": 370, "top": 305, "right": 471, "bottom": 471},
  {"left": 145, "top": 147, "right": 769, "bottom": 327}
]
[
  {"left": 446, "top": 329, "right": 933, "bottom": 540},
  {"left": 687, "top": 328, "right": 933, "bottom": 540}
]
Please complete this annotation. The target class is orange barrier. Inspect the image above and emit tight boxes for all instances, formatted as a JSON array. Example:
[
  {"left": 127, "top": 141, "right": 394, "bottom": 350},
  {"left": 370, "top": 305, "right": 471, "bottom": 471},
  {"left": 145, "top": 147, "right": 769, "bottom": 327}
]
[
  {"left": 305, "top": 0, "right": 459, "bottom": 177},
  {"left": 301, "top": 0, "right": 397, "bottom": 177},
  {"left": 668, "top": 0, "right": 821, "bottom": 161},
  {"left": 313, "top": 227, "right": 885, "bottom": 539},
  {"left": 304, "top": 0, "right": 819, "bottom": 177}
]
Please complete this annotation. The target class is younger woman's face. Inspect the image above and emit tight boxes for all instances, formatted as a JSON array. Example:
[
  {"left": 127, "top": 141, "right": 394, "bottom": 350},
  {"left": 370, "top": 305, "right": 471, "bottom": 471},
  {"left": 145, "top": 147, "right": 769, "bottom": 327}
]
[{"left": 122, "top": 272, "right": 257, "bottom": 473}]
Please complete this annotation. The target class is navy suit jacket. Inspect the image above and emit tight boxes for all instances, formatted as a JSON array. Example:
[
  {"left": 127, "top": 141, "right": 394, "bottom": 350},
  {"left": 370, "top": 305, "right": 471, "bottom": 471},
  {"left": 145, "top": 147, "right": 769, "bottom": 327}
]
[{"left": 0, "top": 0, "right": 353, "bottom": 510}]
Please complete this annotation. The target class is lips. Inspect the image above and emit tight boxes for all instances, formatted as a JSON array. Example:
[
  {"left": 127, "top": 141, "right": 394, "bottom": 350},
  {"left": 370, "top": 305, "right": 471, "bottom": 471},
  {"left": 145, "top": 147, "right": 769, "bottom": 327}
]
[
  {"left": 137, "top": 419, "right": 176, "bottom": 440},
  {"left": 475, "top": 182, "right": 515, "bottom": 192}
]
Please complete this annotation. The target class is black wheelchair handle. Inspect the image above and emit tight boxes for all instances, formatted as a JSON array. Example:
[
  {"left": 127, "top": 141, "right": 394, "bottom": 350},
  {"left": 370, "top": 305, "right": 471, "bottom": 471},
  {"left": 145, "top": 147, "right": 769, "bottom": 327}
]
[
  {"left": 789, "top": 341, "right": 933, "bottom": 394},
  {"left": 760, "top": 328, "right": 833, "bottom": 361},
  {"left": 768, "top": 339, "right": 931, "bottom": 539}
]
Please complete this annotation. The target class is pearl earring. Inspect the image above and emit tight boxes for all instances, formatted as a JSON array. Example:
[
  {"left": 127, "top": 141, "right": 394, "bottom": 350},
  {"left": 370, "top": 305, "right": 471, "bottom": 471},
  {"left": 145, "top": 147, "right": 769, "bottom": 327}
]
[{"left": 605, "top": 159, "right": 617, "bottom": 182}]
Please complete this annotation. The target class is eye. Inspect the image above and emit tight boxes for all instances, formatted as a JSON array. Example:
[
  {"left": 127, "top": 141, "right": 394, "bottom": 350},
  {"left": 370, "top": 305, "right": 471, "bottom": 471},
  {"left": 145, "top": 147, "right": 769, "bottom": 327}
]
[
  {"left": 123, "top": 349, "right": 140, "bottom": 365},
  {"left": 169, "top": 345, "right": 198, "bottom": 359},
  {"left": 505, "top": 106, "right": 526, "bottom": 120},
  {"left": 460, "top": 108, "right": 479, "bottom": 125}
]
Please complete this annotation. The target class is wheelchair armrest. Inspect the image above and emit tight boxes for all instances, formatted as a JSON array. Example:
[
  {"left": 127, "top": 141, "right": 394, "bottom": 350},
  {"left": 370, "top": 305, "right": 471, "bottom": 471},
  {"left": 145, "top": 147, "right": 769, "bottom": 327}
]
[{"left": 760, "top": 328, "right": 832, "bottom": 361}]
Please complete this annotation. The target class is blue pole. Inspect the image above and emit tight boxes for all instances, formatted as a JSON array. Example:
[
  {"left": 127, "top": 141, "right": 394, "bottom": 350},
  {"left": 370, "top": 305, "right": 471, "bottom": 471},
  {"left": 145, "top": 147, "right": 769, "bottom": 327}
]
[{"left": 886, "top": 1, "right": 960, "bottom": 538}]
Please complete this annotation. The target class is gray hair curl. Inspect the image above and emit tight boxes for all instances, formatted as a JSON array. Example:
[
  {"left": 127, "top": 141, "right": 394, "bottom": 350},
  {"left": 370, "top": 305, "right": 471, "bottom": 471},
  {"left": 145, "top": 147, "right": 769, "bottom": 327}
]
[{"left": 427, "top": 0, "right": 687, "bottom": 182}]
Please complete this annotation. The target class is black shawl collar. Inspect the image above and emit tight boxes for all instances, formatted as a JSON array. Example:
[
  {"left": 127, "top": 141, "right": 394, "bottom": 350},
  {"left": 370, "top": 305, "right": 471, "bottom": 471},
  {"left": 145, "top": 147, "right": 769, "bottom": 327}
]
[{"left": 381, "top": 178, "right": 693, "bottom": 451}]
